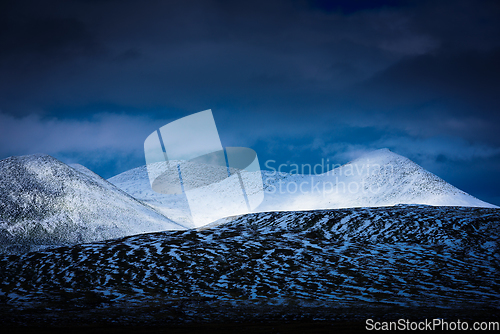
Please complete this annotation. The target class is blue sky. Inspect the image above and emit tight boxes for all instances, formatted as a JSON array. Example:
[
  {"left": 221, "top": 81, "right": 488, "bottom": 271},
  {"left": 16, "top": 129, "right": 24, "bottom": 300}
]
[{"left": 0, "top": 0, "right": 499, "bottom": 205}]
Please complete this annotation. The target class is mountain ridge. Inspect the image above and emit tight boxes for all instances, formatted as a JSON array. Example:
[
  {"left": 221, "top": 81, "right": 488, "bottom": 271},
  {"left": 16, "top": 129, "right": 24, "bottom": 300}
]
[
  {"left": 0, "top": 149, "right": 496, "bottom": 254},
  {"left": 108, "top": 148, "right": 497, "bottom": 226}
]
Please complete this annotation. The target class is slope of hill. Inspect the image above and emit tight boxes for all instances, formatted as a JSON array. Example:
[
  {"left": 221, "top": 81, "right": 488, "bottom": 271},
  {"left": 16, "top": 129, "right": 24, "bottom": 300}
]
[
  {"left": 109, "top": 149, "right": 496, "bottom": 226},
  {"left": 259, "top": 148, "right": 496, "bottom": 212},
  {"left": 108, "top": 164, "right": 195, "bottom": 227},
  {"left": 0, "top": 205, "right": 498, "bottom": 325},
  {"left": 0, "top": 154, "right": 187, "bottom": 254}
]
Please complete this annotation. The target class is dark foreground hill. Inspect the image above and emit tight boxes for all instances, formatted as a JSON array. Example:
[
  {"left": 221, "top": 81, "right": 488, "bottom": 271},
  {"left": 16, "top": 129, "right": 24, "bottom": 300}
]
[{"left": 0, "top": 205, "right": 499, "bottom": 332}]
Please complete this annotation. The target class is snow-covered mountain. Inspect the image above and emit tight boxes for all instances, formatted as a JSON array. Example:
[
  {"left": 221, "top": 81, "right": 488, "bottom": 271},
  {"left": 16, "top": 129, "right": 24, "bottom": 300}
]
[
  {"left": 259, "top": 148, "right": 496, "bottom": 211},
  {"left": 109, "top": 149, "right": 496, "bottom": 226},
  {"left": 0, "top": 154, "right": 187, "bottom": 253},
  {"left": 0, "top": 149, "right": 495, "bottom": 254}
]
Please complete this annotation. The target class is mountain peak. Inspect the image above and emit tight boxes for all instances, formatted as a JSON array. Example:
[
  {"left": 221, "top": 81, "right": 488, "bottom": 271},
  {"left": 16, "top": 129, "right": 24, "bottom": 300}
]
[
  {"left": 0, "top": 154, "right": 187, "bottom": 254},
  {"left": 2, "top": 153, "right": 58, "bottom": 164},
  {"left": 19, "top": 152, "right": 58, "bottom": 160},
  {"left": 349, "top": 148, "right": 408, "bottom": 164}
]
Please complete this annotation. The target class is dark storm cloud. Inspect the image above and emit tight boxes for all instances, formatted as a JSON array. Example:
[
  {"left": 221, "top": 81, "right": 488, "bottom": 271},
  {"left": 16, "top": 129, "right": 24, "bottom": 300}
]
[
  {"left": 0, "top": 0, "right": 101, "bottom": 59},
  {"left": 0, "top": 18, "right": 91, "bottom": 55},
  {"left": 0, "top": 0, "right": 499, "bottom": 203},
  {"left": 348, "top": 48, "right": 500, "bottom": 145},
  {"left": 0, "top": 0, "right": 432, "bottom": 114}
]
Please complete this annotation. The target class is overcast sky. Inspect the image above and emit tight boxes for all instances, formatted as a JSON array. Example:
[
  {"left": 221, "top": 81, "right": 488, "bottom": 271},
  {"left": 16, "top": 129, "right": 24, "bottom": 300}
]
[{"left": 0, "top": 0, "right": 499, "bottom": 205}]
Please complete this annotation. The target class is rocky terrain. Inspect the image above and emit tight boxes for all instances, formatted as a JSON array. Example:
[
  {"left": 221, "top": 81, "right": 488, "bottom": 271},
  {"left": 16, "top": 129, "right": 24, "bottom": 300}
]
[{"left": 0, "top": 205, "right": 498, "bottom": 328}]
